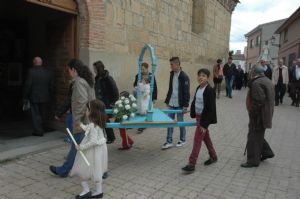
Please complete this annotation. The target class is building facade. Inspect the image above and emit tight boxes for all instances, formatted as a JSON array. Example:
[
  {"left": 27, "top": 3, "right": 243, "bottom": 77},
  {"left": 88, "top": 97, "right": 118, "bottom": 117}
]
[
  {"left": 0, "top": 0, "right": 238, "bottom": 133},
  {"left": 244, "top": 19, "right": 285, "bottom": 71},
  {"left": 275, "top": 7, "right": 300, "bottom": 67},
  {"left": 232, "top": 50, "right": 245, "bottom": 71}
]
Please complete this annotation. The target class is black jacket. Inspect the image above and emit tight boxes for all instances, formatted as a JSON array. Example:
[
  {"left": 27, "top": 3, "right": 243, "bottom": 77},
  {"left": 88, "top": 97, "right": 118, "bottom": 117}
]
[
  {"left": 133, "top": 73, "right": 158, "bottom": 100},
  {"left": 290, "top": 65, "right": 300, "bottom": 82},
  {"left": 264, "top": 65, "right": 272, "bottom": 80},
  {"left": 165, "top": 70, "right": 190, "bottom": 108},
  {"left": 95, "top": 70, "right": 119, "bottom": 108},
  {"left": 23, "top": 66, "right": 54, "bottom": 103},
  {"left": 190, "top": 84, "right": 217, "bottom": 129},
  {"left": 223, "top": 63, "right": 237, "bottom": 78}
]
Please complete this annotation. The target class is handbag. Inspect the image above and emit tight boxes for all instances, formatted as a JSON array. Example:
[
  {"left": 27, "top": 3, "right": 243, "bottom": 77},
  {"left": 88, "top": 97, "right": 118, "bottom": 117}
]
[{"left": 22, "top": 100, "right": 30, "bottom": 111}]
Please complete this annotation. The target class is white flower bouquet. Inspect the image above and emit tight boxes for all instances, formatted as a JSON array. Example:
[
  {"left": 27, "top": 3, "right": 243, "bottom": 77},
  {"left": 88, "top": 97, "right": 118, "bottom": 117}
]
[{"left": 113, "top": 94, "right": 138, "bottom": 121}]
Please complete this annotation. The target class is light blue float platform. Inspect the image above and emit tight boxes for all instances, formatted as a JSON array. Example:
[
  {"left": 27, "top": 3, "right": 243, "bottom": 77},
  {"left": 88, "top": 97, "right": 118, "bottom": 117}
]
[{"left": 106, "top": 108, "right": 196, "bottom": 129}]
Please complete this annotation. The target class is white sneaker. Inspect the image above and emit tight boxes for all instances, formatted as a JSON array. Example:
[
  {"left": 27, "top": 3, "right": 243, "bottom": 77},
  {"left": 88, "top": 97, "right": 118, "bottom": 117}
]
[
  {"left": 176, "top": 141, "right": 186, "bottom": 147},
  {"left": 162, "top": 142, "right": 173, "bottom": 149}
]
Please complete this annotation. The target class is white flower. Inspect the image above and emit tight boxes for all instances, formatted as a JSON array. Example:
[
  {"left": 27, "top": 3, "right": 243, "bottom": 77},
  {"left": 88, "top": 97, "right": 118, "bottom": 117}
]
[
  {"left": 131, "top": 97, "right": 136, "bottom": 101},
  {"left": 122, "top": 115, "right": 128, "bottom": 120},
  {"left": 129, "top": 94, "right": 134, "bottom": 98},
  {"left": 118, "top": 104, "right": 123, "bottom": 108},
  {"left": 121, "top": 96, "right": 125, "bottom": 100},
  {"left": 124, "top": 99, "right": 130, "bottom": 104},
  {"left": 115, "top": 100, "right": 122, "bottom": 104},
  {"left": 130, "top": 113, "right": 135, "bottom": 118},
  {"left": 113, "top": 109, "right": 118, "bottom": 114},
  {"left": 125, "top": 105, "right": 131, "bottom": 110},
  {"left": 132, "top": 103, "right": 137, "bottom": 108}
]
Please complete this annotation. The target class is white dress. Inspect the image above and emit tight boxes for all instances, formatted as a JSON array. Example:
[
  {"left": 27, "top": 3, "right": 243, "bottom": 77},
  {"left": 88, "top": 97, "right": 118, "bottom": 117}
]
[
  {"left": 70, "top": 123, "right": 108, "bottom": 182},
  {"left": 137, "top": 82, "right": 151, "bottom": 115}
]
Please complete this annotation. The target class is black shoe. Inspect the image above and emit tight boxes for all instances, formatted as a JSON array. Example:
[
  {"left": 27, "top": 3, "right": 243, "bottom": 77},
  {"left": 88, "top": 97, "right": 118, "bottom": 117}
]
[
  {"left": 102, "top": 172, "right": 108, "bottom": 179},
  {"left": 106, "top": 139, "right": 115, "bottom": 144},
  {"left": 32, "top": 132, "right": 43, "bottom": 137},
  {"left": 75, "top": 191, "right": 92, "bottom": 199},
  {"left": 49, "top": 166, "right": 68, "bottom": 178},
  {"left": 280, "top": 99, "right": 283, "bottom": 104},
  {"left": 90, "top": 193, "right": 103, "bottom": 198},
  {"left": 240, "top": 162, "right": 259, "bottom": 168},
  {"left": 291, "top": 102, "right": 295, "bottom": 106},
  {"left": 204, "top": 157, "right": 218, "bottom": 166},
  {"left": 182, "top": 164, "right": 195, "bottom": 173},
  {"left": 261, "top": 154, "right": 274, "bottom": 161},
  {"left": 137, "top": 128, "right": 145, "bottom": 133},
  {"left": 275, "top": 102, "right": 279, "bottom": 106}
]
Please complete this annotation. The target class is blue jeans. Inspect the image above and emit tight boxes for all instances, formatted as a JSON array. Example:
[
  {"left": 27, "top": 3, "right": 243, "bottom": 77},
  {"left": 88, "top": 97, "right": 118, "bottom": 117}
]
[
  {"left": 56, "top": 132, "right": 85, "bottom": 175},
  {"left": 64, "top": 113, "right": 73, "bottom": 143},
  {"left": 167, "top": 107, "right": 186, "bottom": 143},
  {"left": 225, "top": 76, "right": 234, "bottom": 97}
]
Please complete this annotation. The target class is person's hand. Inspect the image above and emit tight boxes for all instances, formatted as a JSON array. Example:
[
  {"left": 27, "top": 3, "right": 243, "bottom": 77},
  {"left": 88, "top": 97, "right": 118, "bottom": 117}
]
[
  {"left": 182, "top": 107, "right": 188, "bottom": 114},
  {"left": 75, "top": 145, "right": 80, "bottom": 151}
]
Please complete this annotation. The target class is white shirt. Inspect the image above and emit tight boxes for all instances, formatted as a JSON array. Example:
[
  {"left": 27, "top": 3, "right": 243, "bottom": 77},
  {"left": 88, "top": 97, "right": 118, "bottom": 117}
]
[
  {"left": 296, "top": 66, "right": 300, "bottom": 80},
  {"left": 195, "top": 85, "right": 207, "bottom": 114},
  {"left": 263, "top": 65, "right": 268, "bottom": 71},
  {"left": 169, "top": 71, "right": 180, "bottom": 107}
]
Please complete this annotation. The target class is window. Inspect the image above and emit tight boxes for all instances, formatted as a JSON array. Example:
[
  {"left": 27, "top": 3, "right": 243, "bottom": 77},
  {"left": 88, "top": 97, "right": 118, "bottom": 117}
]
[
  {"left": 282, "top": 57, "right": 286, "bottom": 65},
  {"left": 250, "top": 39, "right": 254, "bottom": 48},
  {"left": 192, "top": 0, "right": 205, "bottom": 34},
  {"left": 265, "top": 40, "right": 268, "bottom": 45},
  {"left": 283, "top": 29, "right": 288, "bottom": 42},
  {"left": 256, "top": 35, "right": 261, "bottom": 47}
]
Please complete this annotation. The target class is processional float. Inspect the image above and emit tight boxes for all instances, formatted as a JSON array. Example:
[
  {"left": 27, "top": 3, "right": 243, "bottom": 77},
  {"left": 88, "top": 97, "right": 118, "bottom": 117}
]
[{"left": 106, "top": 44, "right": 196, "bottom": 129}]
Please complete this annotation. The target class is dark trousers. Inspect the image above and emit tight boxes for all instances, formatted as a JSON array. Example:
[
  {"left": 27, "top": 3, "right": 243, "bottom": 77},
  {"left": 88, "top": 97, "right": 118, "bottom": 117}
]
[
  {"left": 275, "top": 83, "right": 286, "bottom": 104},
  {"left": 30, "top": 102, "right": 48, "bottom": 134},
  {"left": 290, "top": 82, "right": 300, "bottom": 105},
  {"left": 105, "top": 118, "right": 115, "bottom": 142},
  {"left": 247, "top": 122, "right": 274, "bottom": 165},
  {"left": 189, "top": 115, "right": 217, "bottom": 166}
]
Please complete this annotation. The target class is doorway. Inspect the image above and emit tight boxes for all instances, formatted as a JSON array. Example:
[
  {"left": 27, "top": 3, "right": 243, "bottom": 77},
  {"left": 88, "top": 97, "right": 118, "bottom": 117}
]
[{"left": 0, "top": 1, "right": 77, "bottom": 138}]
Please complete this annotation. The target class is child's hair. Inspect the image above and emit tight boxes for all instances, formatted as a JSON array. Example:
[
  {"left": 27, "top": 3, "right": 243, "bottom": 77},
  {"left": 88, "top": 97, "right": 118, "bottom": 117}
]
[
  {"left": 197, "top": 68, "right": 210, "bottom": 77},
  {"left": 141, "top": 62, "right": 149, "bottom": 69},
  {"left": 120, "top": 91, "right": 130, "bottom": 98},
  {"left": 87, "top": 99, "right": 107, "bottom": 129}
]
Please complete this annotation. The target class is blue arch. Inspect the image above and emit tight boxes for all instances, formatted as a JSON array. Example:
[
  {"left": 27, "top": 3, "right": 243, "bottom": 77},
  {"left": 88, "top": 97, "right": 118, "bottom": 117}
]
[{"left": 137, "top": 44, "right": 157, "bottom": 119}]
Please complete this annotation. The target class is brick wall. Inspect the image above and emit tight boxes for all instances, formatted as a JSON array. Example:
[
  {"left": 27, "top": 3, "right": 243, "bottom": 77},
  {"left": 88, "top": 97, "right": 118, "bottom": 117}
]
[{"left": 77, "top": 0, "right": 237, "bottom": 100}]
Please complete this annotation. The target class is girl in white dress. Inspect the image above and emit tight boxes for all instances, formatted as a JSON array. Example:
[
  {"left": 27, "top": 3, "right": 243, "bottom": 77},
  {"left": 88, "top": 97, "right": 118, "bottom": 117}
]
[{"left": 70, "top": 99, "right": 108, "bottom": 199}]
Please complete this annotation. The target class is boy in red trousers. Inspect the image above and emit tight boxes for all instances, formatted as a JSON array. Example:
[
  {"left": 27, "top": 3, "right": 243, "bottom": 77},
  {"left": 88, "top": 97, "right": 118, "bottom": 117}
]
[{"left": 182, "top": 68, "right": 218, "bottom": 173}]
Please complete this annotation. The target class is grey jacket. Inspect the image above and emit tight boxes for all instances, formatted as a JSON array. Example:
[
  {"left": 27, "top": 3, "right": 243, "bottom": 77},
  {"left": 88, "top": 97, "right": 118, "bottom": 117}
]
[
  {"left": 249, "top": 75, "right": 275, "bottom": 129},
  {"left": 71, "top": 76, "right": 95, "bottom": 133}
]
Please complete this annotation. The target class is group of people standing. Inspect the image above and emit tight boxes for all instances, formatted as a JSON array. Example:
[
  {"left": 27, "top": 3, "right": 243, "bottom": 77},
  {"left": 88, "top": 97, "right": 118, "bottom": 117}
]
[{"left": 24, "top": 54, "right": 295, "bottom": 198}]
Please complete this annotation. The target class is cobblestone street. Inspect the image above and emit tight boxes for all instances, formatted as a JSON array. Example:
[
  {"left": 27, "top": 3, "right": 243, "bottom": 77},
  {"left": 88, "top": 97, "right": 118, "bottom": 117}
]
[{"left": 0, "top": 90, "right": 300, "bottom": 199}]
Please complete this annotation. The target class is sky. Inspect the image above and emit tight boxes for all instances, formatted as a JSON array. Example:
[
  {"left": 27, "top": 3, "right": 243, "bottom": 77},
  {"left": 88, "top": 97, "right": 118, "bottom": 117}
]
[{"left": 230, "top": 0, "right": 300, "bottom": 53}]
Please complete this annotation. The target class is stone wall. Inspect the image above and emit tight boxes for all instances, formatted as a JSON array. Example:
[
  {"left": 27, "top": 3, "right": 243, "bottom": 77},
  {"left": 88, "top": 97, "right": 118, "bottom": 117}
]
[{"left": 79, "top": 0, "right": 236, "bottom": 101}]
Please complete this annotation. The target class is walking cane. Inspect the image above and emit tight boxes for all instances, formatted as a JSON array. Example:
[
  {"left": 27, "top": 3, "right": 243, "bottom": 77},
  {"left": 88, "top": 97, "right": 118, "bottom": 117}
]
[{"left": 66, "top": 128, "right": 90, "bottom": 166}]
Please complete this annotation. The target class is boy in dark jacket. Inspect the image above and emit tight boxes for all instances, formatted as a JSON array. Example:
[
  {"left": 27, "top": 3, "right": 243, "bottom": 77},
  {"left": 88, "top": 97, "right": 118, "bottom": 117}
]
[{"left": 182, "top": 68, "right": 217, "bottom": 173}]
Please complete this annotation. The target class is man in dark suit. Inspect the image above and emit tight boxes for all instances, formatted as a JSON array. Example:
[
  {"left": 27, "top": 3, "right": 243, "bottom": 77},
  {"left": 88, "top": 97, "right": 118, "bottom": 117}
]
[{"left": 23, "top": 57, "right": 54, "bottom": 136}]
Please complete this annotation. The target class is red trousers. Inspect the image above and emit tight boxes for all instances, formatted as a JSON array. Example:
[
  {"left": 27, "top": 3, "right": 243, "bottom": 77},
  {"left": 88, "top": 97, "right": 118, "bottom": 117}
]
[
  {"left": 189, "top": 115, "right": 217, "bottom": 166},
  {"left": 119, "top": 129, "right": 134, "bottom": 148}
]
